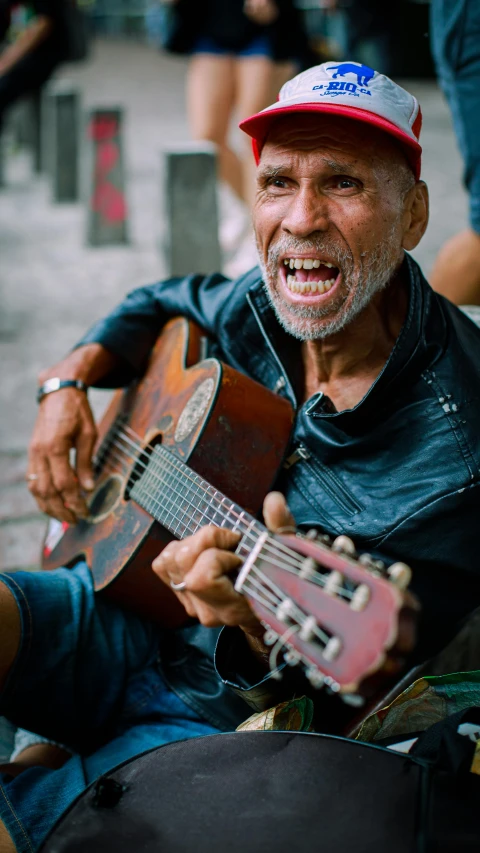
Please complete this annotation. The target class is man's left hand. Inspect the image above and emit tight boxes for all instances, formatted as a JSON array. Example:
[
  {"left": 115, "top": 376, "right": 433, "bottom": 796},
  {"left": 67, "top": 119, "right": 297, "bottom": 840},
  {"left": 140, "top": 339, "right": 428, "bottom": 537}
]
[{"left": 152, "top": 492, "right": 296, "bottom": 642}]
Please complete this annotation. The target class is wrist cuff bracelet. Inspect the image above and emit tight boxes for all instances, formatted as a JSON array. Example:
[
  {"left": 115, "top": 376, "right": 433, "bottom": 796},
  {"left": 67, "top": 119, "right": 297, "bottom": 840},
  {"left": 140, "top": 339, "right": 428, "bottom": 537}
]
[{"left": 37, "top": 378, "right": 88, "bottom": 403}]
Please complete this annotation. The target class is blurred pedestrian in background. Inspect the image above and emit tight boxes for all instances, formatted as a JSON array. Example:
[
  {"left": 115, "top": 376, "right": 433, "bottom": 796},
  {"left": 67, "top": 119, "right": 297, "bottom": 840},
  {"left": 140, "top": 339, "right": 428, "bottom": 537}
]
[
  {"left": 157, "top": 0, "right": 305, "bottom": 268},
  {"left": 320, "top": 0, "right": 399, "bottom": 76},
  {"left": 430, "top": 0, "right": 480, "bottom": 305},
  {"left": 0, "top": 0, "right": 71, "bottom": 128},
  {"left": 183, "top": 0, "right": 303, "bottom": 207}
]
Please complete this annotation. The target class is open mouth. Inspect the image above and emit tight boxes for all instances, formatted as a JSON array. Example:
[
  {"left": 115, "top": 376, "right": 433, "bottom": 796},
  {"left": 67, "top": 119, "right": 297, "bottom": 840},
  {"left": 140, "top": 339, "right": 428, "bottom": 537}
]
[{"left": 280, "top": 256, "right": 340, "bottom": 297}]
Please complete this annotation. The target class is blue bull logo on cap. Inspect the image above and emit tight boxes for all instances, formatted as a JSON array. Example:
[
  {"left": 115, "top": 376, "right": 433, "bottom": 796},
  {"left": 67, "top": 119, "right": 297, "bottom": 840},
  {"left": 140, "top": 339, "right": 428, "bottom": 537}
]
[{"left": 327, "top": 63, "right": 375, "bottom": 87}]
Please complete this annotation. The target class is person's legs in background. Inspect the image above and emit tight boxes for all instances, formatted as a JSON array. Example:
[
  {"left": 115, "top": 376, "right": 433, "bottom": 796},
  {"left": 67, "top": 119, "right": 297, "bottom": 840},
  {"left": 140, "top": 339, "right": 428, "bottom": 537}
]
[
  {"left": 430, "top": 0, "right": 480, "bottom": 304},
  {"left": 234, "top": 52, "right": 279, "bottom": 206},
  {"left": 186, "top": 51, "right": 244, "bottom": 200}
]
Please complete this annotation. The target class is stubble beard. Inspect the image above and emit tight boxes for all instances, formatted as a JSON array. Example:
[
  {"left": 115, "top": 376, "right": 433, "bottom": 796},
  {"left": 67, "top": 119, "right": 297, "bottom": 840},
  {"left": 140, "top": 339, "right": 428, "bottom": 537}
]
[{"left": 256, "top": 229, "right": 402, "bottom": 341}]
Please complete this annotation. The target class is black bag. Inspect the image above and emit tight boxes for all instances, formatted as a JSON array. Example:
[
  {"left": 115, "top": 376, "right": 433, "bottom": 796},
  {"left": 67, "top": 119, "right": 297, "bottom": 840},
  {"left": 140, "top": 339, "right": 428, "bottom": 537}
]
[{"left": 41, "top": 715, "right": 480, "bottom": 853}]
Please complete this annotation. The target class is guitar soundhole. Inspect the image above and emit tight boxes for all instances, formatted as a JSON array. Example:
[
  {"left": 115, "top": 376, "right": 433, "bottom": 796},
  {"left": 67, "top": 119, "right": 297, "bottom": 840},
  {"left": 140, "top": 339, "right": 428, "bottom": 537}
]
[{"left": 88, "top": 475, "right": 123, "bottom": 523}]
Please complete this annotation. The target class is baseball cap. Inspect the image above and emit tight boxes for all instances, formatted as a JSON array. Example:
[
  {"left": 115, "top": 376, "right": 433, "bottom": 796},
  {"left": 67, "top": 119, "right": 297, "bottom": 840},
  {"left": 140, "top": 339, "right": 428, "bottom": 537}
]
[{"left": 240, "top": 61, "right": 422, "bottom": 179}]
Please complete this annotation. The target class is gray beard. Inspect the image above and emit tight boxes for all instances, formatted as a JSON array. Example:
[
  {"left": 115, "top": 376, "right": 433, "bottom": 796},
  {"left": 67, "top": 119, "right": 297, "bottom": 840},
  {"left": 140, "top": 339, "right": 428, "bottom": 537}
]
[{"left": 256, "top": 230, "right": 402, "bottom": 341}]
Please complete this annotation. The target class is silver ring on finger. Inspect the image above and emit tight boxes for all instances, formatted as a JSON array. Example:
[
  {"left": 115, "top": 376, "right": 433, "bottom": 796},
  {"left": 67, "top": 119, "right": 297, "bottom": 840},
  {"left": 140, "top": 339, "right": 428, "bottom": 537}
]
[
  {"left": 170, "top": 579, "right": 188, "bottom": 592},
  {"left": 26, "top": 474, "right": 39, "bottom": 482}
]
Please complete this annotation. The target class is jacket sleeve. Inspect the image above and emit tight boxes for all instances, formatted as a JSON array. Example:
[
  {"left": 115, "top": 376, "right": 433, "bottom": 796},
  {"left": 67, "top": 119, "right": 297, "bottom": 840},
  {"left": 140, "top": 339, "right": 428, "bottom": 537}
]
[
  {"left": 214, "top": 626, "right": 321, "bottom": 713},
  {"left": 76, "top": 273, "right": 234, "bottom": 387}
]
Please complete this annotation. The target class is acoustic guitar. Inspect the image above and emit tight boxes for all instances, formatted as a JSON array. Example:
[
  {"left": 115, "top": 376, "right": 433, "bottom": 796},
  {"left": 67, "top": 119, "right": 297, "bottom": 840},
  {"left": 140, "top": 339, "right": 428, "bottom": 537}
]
[{"left": 42, "top": 318, "right": 413, "bottom": 695}]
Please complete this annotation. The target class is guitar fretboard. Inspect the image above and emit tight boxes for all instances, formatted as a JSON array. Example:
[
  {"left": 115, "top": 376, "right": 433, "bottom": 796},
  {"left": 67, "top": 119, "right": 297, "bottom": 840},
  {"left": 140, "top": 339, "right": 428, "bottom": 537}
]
[{"left": 130, "top": 445, "right": 265, "bottom": 557}]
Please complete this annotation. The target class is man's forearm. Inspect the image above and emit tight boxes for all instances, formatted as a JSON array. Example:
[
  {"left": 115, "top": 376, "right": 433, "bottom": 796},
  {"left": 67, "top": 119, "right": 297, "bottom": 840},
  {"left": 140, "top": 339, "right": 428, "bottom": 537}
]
[
  {"left": 0, "top": 581, "right": 21, "bottom": 693},
  {"left": 38, "top": 343, "right": 120, "bottom": 387}
]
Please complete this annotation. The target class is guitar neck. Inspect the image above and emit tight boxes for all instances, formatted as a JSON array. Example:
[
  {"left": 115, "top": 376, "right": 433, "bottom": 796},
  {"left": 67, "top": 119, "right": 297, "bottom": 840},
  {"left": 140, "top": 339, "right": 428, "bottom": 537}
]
[{"left": 130, "top": 445, "right": 266, "bottom": 557}]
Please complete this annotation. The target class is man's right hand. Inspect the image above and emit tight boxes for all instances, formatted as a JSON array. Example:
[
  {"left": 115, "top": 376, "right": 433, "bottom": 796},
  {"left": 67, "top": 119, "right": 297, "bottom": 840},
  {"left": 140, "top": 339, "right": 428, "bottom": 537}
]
[
  {"left": 27, "top": 388, "right": 97, "bottom": 522},
  {"left": 27, "top": 343, "right": 119, "bottom": 523}
]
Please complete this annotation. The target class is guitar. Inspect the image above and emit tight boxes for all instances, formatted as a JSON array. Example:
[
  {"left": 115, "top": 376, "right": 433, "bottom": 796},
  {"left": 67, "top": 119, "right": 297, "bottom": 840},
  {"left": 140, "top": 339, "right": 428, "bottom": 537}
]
[{"left": 42, "top": 318, "right": 414, "bottom": 695}]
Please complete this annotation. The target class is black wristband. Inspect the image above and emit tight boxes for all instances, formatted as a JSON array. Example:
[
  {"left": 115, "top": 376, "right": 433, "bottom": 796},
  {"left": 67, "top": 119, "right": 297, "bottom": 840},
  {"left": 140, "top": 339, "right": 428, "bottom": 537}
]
[{"left": 37, "top": 378, "right": 88, "bottom": 403}]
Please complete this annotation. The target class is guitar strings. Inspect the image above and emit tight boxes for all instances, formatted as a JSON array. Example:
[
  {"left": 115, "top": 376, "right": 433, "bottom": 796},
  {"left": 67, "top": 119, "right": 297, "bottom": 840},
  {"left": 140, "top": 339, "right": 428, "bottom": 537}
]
[
  {"left": 112, "top": 422, "right": 328, "bottom": 572},
  {"left": 100, "top": 434, "right": 355, "bottom": 606},
  {"left": 103, "top": 437, "right": 331, "bottom": 582},
  {"left": 99, "top": 445, "right": 333, "bottom": 649},
  {"left": 100, "top": 426, "right": 355, "bottom": 602},
  {"left": 103, "top": 432, "right": 336, "bottom": 581},
  {"left": 120, "top": 421, "right": 313, "bottom": 568},
  {"left": 109, "top": 422, "right": 321, "bottom": 574}
]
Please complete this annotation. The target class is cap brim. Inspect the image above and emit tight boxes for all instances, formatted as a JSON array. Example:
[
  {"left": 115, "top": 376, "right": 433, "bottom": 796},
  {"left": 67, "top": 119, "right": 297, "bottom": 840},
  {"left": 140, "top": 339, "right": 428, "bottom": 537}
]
[{"left": 240, "top": 102, "right": 422, "bottom": 180}]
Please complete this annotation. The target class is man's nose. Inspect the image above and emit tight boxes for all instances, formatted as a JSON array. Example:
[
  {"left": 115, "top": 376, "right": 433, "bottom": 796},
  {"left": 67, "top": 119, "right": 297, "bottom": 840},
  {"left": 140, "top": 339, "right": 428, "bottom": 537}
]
[{"left": 281, "top": 189, "right": 329, "bottom": 238}]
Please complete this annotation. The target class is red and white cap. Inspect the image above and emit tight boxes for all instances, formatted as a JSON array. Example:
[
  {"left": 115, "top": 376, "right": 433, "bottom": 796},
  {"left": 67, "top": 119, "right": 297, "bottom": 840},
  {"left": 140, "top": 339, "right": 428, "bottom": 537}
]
[{"left": 240, "top": 61, "right": 423, "bottom": 179}]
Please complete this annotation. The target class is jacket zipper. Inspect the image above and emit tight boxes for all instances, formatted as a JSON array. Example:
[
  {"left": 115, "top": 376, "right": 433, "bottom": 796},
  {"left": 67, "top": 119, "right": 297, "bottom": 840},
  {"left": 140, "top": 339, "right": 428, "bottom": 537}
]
[
  {"left": 285, "top": 444, "right": 362, "bottom": 516},
  {"left": 246, "top": 292, "right": 297, "bottom": 406}
]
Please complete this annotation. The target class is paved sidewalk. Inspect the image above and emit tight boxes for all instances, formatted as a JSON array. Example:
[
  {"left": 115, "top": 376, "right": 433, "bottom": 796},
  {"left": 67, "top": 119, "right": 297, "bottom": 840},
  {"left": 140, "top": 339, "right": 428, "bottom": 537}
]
[{"left": 0, "top": 40, "right": 468, "bottom": 570}]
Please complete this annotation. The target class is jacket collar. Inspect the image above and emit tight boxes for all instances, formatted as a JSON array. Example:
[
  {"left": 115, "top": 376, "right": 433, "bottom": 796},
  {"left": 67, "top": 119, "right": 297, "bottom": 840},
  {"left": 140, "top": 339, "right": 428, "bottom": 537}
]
[{"left": 245, "top": 253, "right": 446, "bottom": 424}]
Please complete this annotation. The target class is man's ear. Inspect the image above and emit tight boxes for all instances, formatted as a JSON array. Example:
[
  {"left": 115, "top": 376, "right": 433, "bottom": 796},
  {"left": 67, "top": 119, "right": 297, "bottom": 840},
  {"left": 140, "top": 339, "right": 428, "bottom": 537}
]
[{"left": 402, "top": 181, "right": 429, "bottom": 251}]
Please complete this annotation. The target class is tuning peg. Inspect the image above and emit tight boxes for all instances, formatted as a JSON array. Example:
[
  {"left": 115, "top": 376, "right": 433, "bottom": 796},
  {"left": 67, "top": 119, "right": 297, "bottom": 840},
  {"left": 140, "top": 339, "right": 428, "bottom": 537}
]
[
  {"left": 325, "top": 570, "right": 343, "bottom": 595},
  {"left": 263, "top": 629, "right": 278, "bottom": 647},
  {"left": 350, "top": 583, "right": 370, "bottom": 611},
  {"left": 332, "top": 535, "right": 356, "bottom": 556},
  {"left": 306, "top": 666, "right": 325, "bottom": 689},
  {"left": 276, "top": 598, "right": 296, "bottom": 623},
  {"left": 323, "top": 675, "right": 341, "bottom": 692},
  {"left": 322, "top": 636, "right": 342, "bottom": 662},
  {"left": 387, "top": 562, "right": 411, "bottom": 590},
  {"left": 340, "top": 693, "right": 366, "bottom": 708},
  {"left": 305, "top": 528, "right": 319, "bottom": 540},
  {"left": 299, "top": 615, "right": 317, "bottom": 642},
  {"left": 299, "top": 556, "right": 317, "bottom": 579},
  {"left": 284, "top": 649, "right": 301, "bottom": 667},
  {"left": 358, "top": 553, "right": 385, "bottom": 573}
]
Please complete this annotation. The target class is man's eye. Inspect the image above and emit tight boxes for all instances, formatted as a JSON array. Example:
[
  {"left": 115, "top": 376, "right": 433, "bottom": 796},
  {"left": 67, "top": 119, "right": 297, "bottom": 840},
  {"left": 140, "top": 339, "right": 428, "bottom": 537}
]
[
  {"left": 331, "top": 176, "right": 360, "bottom": 191},
  {"left": 267, "top": 177, "right": 289, "bottom": 189}
]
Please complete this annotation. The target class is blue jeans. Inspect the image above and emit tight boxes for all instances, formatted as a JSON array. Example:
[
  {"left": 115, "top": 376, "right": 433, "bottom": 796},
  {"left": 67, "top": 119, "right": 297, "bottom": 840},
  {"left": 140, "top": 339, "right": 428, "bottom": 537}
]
[
  {"left": 191, "top": 34, "right": 274, "bottom": 58},
  {"left": 431, "top": 0, "right": 480, "bottom": 232},
  {"left": 0, "top": 563, "right": 219, "bottom": 853}
]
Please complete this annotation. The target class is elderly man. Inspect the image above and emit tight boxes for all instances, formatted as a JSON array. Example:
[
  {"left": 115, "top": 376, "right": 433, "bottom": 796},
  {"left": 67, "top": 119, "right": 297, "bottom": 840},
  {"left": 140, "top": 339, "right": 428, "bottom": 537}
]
[{"left": 1, "top": 61, "right": 480, "bottom": 851}]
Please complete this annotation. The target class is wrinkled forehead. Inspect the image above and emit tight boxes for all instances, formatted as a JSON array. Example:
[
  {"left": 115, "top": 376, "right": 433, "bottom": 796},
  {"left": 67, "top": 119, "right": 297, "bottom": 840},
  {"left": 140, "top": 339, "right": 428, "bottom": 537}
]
[{"left": 261, "top": 114, "right": 408, "bottom": 171}]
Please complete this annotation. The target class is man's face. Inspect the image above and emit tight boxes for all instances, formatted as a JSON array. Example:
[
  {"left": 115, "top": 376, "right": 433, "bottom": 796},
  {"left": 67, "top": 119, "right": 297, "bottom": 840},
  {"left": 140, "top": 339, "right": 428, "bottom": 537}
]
[{"left": 253, "top": 115, "right": 413, "bottom": 340}]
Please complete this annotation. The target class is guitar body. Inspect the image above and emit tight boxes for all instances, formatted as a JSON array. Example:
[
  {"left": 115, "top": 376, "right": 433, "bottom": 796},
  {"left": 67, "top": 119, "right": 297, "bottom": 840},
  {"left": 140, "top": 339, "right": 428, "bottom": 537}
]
[{"left": 42, "top": 318, "right": 294, "bottom": 625}]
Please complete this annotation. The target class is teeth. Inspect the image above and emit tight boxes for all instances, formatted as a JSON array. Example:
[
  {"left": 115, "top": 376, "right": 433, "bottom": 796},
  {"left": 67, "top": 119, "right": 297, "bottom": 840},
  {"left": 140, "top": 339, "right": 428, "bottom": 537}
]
[
  {"left": 286, "top": 274, "right": 336, "bottom": 294},
  {"left": 283, "top": 258, "right": 336, "bottom": 271}
]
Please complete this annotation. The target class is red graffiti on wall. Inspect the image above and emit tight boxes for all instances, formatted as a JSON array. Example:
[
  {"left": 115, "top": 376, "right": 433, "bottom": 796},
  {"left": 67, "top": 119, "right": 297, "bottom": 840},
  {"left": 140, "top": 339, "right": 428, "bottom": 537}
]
[{"left": 89, "top": 115, "right": 127, "bottom": 224}]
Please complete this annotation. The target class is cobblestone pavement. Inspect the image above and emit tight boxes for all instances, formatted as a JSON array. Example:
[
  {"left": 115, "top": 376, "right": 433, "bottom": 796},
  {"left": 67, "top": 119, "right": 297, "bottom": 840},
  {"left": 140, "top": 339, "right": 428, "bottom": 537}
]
[{"left": 0, "top": 40, "right": 468, "bottom": 570}]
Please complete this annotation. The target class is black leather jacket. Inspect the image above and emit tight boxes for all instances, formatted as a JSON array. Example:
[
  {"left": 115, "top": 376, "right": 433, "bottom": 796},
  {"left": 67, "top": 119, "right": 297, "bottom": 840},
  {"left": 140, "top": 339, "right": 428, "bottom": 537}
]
[{"left": 79, "top": 254, "right": 480, "bottom": 731}]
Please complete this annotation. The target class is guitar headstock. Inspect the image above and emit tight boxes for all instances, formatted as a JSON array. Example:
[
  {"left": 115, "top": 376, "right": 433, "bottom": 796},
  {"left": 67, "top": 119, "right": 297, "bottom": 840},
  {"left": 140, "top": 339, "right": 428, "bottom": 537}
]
[{"left": 235, "top": 530, "right": 415, "bottom": 695}]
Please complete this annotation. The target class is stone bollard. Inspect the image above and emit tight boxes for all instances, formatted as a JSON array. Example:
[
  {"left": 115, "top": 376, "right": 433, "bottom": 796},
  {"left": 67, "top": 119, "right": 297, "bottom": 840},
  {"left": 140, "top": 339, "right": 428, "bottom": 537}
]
[
  {"left": 16, "top": 91, "right": 43, "bottom": 172},
  {"left": 45, "top": 81, "right": 81, "bottom": 202},
  {"left": 0, "top": 135, "right": 6, "bottom": 188},
  {"left": 162, "top": 143, "right": 221, "bottom": 277},
  {"left": 86, "top": 107, "right": 128, "bottom": 246},
  {"left": 31, "top": 89, "right": 43, "bottom": 173}
]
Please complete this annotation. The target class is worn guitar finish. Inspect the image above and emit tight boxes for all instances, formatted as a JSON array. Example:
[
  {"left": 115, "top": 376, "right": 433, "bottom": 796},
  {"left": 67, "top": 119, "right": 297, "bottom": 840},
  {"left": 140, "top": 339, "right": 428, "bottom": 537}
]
[
  {"left": 42, "top": 318, "right": 294, "bottom": 625},
  {"left": 43, "top": 318, "right": 413, "bottom": 692}
]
